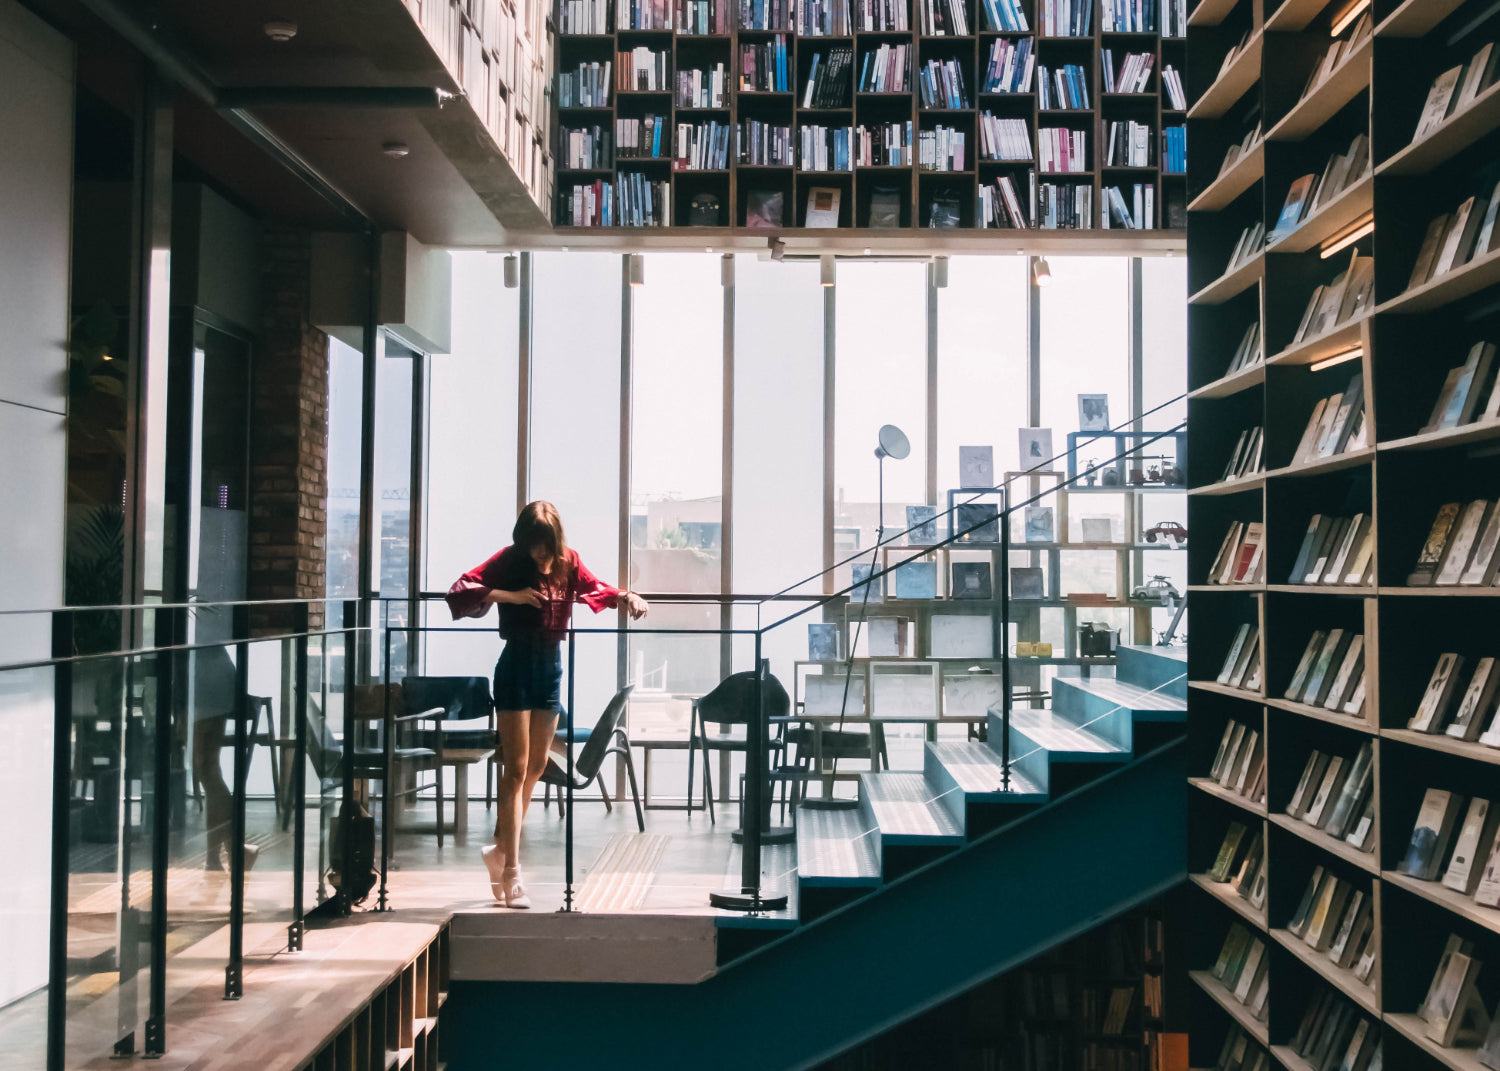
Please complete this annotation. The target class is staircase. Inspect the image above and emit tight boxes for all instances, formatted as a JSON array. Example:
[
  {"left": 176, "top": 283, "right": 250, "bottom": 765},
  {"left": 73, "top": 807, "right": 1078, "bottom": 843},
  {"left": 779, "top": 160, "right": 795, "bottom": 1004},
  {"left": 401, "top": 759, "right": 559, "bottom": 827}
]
[{"left": 444, "top": 646, "right": 1188, "bottom": 1071}]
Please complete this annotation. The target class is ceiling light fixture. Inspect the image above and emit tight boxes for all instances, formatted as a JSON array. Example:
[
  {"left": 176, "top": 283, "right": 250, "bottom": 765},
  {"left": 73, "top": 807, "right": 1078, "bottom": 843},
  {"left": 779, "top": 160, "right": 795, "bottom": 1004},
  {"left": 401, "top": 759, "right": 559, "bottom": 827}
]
[
  {"left": 1309, "top": 347, "right": 1361, "bottom": 373},
  {"left": 820, "top": 254, "right": 835, "bottom": 287},
  {"left": 503, "top": 254, "right": 519, "bottom": 289},
  {"left": 263, "top": 20, "right": 298, "bottom": 42},
  {"left": 933, "top": 256, "right": 949, "bottom": 288},
  {"left": 1032, "top": 256, "right": 1052, "bottom": 286},
  {"left": 1329, "top": 0, "right": 1370, "bottom": 37},
  {"left": 382, "top": 141, "right": 410, "bottom": 158},
  {"left": 770, "top": 237, "right": 787, "bottom": 261},
  {"left": 629, "top": 253, "right": 645, "bottom": 286},
  {"left": 1321, "top": 218, "right": 1374, "bottom": 258}
]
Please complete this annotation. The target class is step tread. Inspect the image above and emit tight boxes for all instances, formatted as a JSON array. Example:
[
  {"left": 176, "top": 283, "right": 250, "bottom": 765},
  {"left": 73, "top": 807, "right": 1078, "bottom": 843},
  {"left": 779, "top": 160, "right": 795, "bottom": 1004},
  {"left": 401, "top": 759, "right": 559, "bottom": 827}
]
[
  {"left": 1056, "top": 676, "right": 1187, "bottom": 713},
  {"left": 1007, "top": 708, "right": 1128, "bottom": 756},
  {"left": 928, "top": 741, "right": 1046, "bottom": 799},
  {"left": 861, "top": 772, "right": 965, "bottom": 843},
  {"left": 796, "top": 805, "right": 882, "bottom": 885}
]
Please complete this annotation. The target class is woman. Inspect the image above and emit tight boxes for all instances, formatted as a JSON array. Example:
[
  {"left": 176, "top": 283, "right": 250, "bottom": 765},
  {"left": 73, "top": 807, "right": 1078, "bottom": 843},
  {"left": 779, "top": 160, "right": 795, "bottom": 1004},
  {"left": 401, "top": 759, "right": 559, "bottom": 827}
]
[{"left": 447, "top": 501, "right": 647, "bottom": 907}]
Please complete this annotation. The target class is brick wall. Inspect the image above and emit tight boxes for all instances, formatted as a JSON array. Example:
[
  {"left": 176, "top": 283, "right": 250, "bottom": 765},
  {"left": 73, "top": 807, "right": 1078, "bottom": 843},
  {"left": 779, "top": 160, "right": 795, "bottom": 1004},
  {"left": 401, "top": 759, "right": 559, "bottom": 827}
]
[{"left": 250, "top": 227, "right": 329, "bottom": 634}]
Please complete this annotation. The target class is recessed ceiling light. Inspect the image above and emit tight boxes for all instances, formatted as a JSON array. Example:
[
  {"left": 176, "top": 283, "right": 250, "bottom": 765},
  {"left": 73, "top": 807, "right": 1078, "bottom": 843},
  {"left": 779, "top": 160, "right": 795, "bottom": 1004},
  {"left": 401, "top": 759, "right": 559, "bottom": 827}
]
[
  {"left": 382, "top": 141, "right": 410, "bottom": 158},
  {"left": 263, "top": 20, "right": 298, "bottom": 42}
]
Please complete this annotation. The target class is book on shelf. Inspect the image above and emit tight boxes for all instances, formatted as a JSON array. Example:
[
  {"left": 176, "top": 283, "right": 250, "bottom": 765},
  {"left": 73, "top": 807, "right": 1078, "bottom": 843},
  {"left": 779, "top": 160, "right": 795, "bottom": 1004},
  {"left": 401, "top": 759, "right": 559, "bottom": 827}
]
[
  {"left": 854, "top": 0, "right": 908, "bottom": 29},
  {"left": 1229, "top": 828, "right": 1263, "bottom": 898},
  {"left": 1038, "top": 63, "right": 1091, "bottom": 110},
  {"left": 739, "top": 37, "right": 791, "bottom": 92},
  {"left": 1036, "top": 180, "right": 1093, "bottom": 230},
  {"left": 1296, "top": 11, "right": 1372, "bottom": 104},
  {"left": 1211, "top": 922, "right": 1252, "bottom": 981},
  {"left": 1413, "top": 43, "right": 1500, "bottom": 146},
  {"left": 1424, "top": 341, "right": 1500, "bottom": 433},
  {"left": 918, "top": 125, "right": 967, "bottom": 172},
  {"left": 618, "top": 46, "right": 670, "bottom": 91},
  {"left": 1205, "top": 521, "right": 1263, "bottom": 586},
  {"left": 562, "top": 125, "right": 613, "bottom": 170},
  {"left": 1292, "top": 252, "right": 1373, "bottom": 346},
  {"left": 1222, "top": 323, "right": 1263, "bottom": 378},
  {"left": 1409, "top": 502, "right": 1464, "bottom": 585},
  {"left": 739, "top": 0, "right": 794, "bottom": 28},
  {"left": 1442, "top": 797, "right": 1499, "bottom": 894},
  {"left": 675, "top": 120, "right": 732, "bottom": 170},
  {"left": 803, "top": 48, "right": 854, "bottom": 108},
  {"left": 1288, "top": 751, "right": 1332, "bottom": 821},
  {"left": 560, "top": 0, "right": 610, "bottom": 33},
  {"left": 1162, "top": 64, "right": 1186, "bottom": 110},
  {"left": 1303, "top": 870, "right": 1353, "bottom": 952},
  {"left": 1163, "top": 125, "right": 1186, "bottom": 174},
  {"left": 918, "top": 0, "right": 969, "bottom": 36},
  {"left": 1410, "top": 653, "right": 1467, "bottom": 733},
  {"left": 1329, "top": 894, "right": 1374, "bottom": 974},
  {"left": 1309, "top": 134, "right": 1370, "bottom": 217},
  {"left": 978, "top": 0, "right": 1029, "bottom": 31},
  {"left": 798, "top": 124, "right": 851, "bottom": 171},
  {"left": 979, "top": 114, "right": 1033, "bottom": 161},
  {"left": 982, "top": 37, "right": 1035, "bottom": 94},
  {"left": 1287, "top": 865, "right": 1328, "bottom": 936},
  {"left": 1216, "top": 30, "right": 1250, "bottom": 79},
  {"left": 677, "top": 0, "right": 731, "bottom": 33},
  {"left": 1323, "top": 742, "right": 1374, "bottom": 842},
  {"left": 859, "top": 43, "right": 910, "bottom": 93},
  {"left": 1287, "top": 513, "right": 1372, "bottom": 587},
  {"left": 1208, "top": 720, "right": 1244, "bottom": 782},
  {"left": 1103, "top": 184, "right": 1155, "bottom": 230},
  {"left": 979, "top": 172, "right": 1034, "bottom": 228},
  {"left": 676, "top": 64, "right": 727, "bottom": 108},
  {"left": 559, "top": 61, "right": 613, "bottom": 107},
  {"left": 918, "top": 57, "right": 970, "bottom": 109},
  {"left": 1101, "top": 51, "right": 1154, "bottom": 94},
  {"left": 1039, "top": 0, "right": 1091, "bottom": 36},
  {"left": 1217, "top": 123, "right": 1262, "bottom": 178},
  {"left": 855, "top": 121, "right": 913, "bottom": 166},
  {"left": 1224, "top": 221, "right": 1265, "bottom": 276},
  {"left": 1289, "top": 373, "right": 1364, "bottom": 466},
  {"left": 739, "top": 119, "right": 794, "bottom": 166},
  {"left": 796, "top": 0, "right": 852, "bottom": 35},
  {"left": 618, "top": 0, "right": 673, "bottom": 28},
  {"left": 1038, "top": 127, "right": 1089, "bottom": 173},
  {"left": 1220, "top": 427, "right": 1263, "bottom": 481},
  {"left": 1215, "top": 623, "right": 1259, "bottom": 688},
  {"left": 1408, "top": 188, "right": 1500, "bottom": 291},
  {"left": 1322, "top": 634, "right": 1366, "bottom": 713},
  {"left": 1104, "top": 120, "right": 1153, "bottom": 167},
  {"left": 1102, "top": 0, "right": 1158, "bottom": 32},
  {"left": 1400, "top": 787, "right": 1465, "bottom": 880},
  {"left": 1448, "top": 657, "right": 1500, "bottom": 741},
  {"left": 1207, "top": 821, "right": 1249, "bottom": 882}
]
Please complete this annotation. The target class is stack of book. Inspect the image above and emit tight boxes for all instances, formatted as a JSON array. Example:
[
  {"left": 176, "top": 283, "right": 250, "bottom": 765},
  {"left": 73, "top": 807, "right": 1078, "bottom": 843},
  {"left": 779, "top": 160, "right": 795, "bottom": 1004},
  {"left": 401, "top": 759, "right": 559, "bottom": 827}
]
[
  {"left": 796, "top": 0, "right": 852, "bottom": 34},
  {"left": 979, "top": 0, "right": 1029, "bottom": 30},
  {"left": 982, "top": 37, "right": 1035, "bottom": 93},
  {"left": 1162, "top": 65, "right": 1186, "bottom": 110},
  {"left": 1207, "top": 719, "right": 1268, "bottom": 808},
  {"left": 853, "top": 0, "right": 907, "bottom": 30},
  {"left": 1286, "top": 513, "right": 1373, "bottom": 587},
  {"left": 979, "top": 173, "right": 1033, "bottom": 228},
  {"left": 1220, "top": 425, "right": 1264, "bottom": 482},
  {"left": 1411, "top": 40, "right": 1500, "bottom": 148},
  {"left": 1289, "top": 372, "right": 1365, "bottom": 468},
  {"left": 1295, "top": 11, "right": 1372, "bottom": 103},
  {"left": 562, "top": 125, "right": 612, "bottom": 169},
  {"left": 1101, "top": 51, "right": 1154, "bottom": 93},
  {"left": 1286, "top": 988, "right": 1379, "bottom": 1071},
  {"left": 855, "top": 121, "right": 913, "bottom": 165},
  {"left": 859, "top": 44, "right": 909, "bottom": 92},
  {"left": 919, "top": 58, "right": 970, "bottom": 108},
  {"left": 738, "top": 119, "right": 793, "bottom": 165},
  {"left": 1104, "top": 120, "right": 1152, "bottom": 166},
  {"left": 1408, "top": 500, "right": 1500, "bottom": 588},
  {"left": 675, "top": 120, "right": 732, "bottom": 169},
  {"left": 1268, "top": 135, "right": 1370, "bottom": 241},
  {"left": 918, "top": 0, "right": 969, "bottom": 35},
  {"left": 677, "top": 0, "right": 730, "bottom": 32},
  {"left": 617, "top": 47, "right": 670, "bottom": 90},
  {"left": 560, "top": 0, "right": 609, "bottom": 33},
  {"left": 739, "top": 0, "right": 794, "bottom": 28},
  {"left": 739, "top": 38, "right": 790, "bottom": 91},
  {"left": 1290, "top": 252, "right": 1373, "bottom": 348},
  {"left": 1206, "top": 521, "right": 1266, "bottom": 585},
  {"left": 676, "top": 64, "right": 727, "bottom": 107},
  {"left": 798, "top": 123, "right": 851, "bottom": 170},
  {"left": 918, "top": 125, "right": 967, "bottom": 172},
  {"left": 1285, "top": 630, "right": 1367, "bottom": 716},
  {"left": 617, "top": 0, "right": 673, "bottom": 27},
  {"left": 1214, "top": 623, "right": 1262, "bottom": 692},
  {"left": 1037, "top": 181, "right": 1092, "bottom": 229},
  {"left": 559, "top": 61, "right": 612, "bottom": 107},
  {"left": 1220, "top": 323, "right": 1262, "bottom": 380},
  {"left": 1422, "top": 342, "right": 1500, "bottom": 435},
  {"left": 1039, "top": 127, "right": 1088, "bottom": 172},
  {"left": 1407, "top": 181, "right": 1500, "bottom": 293},
  {"left": 1038, "top": 63, "right": 1090, "bottom": 109},
  {"left": 1039, "top": 0, "right": 1091, "bottom": 36},
  {"left": 803, "top": 48, "right": 854, "bottom": 107},
  {"left": 979, "top": 114, "right": 1032, "bottom": 161},
  {"left": 616, "top": 115, "right": 668, "bottom": 158},
  {"left": 1103, "top": 184, "right": 1155, "bottom": 229},
  {"left": 1399, "top": 792, "right": 1500, "bottom": 908},
  {"left": 1407, "top": 653, "right": 1500, "bottom": 744},
  {"left": 1207, "top": 923, "right": 1270, "bottom": 1018}
]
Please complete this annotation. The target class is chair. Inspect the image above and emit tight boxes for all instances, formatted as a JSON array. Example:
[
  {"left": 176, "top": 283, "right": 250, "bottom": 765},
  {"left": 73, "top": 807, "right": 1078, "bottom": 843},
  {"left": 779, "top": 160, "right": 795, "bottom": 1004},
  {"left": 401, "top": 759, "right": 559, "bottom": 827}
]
[
  {"left": 541, "top": 685, "right": 644, "bottom": 832},
  {"left": 399, "top": 676, "right": 497, "bottom": 845},
  {"left": 688, "top": 665, "right": 793, "bottom": 824},
  {"left": 346, "top": 683, "right": 445, "bottom": 843}
]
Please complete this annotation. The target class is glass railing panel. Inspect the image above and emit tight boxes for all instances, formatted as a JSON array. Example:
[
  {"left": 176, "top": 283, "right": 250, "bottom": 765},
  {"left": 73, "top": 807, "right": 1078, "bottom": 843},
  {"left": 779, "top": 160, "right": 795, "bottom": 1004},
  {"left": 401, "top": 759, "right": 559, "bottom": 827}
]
[{"left": 239, "top": 638, "right": 294, "bottom": 958}]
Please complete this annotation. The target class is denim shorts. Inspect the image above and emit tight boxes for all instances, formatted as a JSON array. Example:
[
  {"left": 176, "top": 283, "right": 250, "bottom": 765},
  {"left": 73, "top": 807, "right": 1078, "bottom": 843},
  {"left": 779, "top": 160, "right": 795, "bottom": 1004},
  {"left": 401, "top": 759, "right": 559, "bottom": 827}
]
[{"left": 492, "top": 636, "right": 563, "bottom": 713}]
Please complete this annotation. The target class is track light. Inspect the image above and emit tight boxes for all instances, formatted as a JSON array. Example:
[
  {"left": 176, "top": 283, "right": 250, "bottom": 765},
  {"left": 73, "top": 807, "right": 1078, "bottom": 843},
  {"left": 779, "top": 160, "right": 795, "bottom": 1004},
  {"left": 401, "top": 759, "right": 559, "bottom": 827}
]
[
  {"left": 628, "top": 253, "right": 645, "bottom": 286},
  {"left": 503, "top": 254, "right": 519, "bottom": 289},
  {"left": 820, "top": 254, "right": 835, "bottom": 287},
  {"left": 721, "top": 253, "right": 734, "bottom": 288},
  {"left": 1309, "top": 348, "right": 1361, "bottom": 373},
  {"left": 1321, "top": 218, "right": 1374, "bottom": 259},
  {"left": 1329, "top": 0, "right": 1370, "bottom": 36},
  {"left": 1032, "top": 256, "right": 1052, "bottom": 286},
  {"left": 770, "top": 237, "right": 787, "bottom": 261},
  {"left": 933, "top": 256, "right": 949, "bottom": 288}
]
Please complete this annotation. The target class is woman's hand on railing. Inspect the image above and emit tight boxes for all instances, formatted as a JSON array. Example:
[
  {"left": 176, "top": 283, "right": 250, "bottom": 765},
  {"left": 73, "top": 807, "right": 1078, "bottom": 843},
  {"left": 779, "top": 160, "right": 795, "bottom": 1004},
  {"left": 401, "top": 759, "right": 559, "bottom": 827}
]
[{"left": 623, "top": 592, "right": 649, "bottom": 620}]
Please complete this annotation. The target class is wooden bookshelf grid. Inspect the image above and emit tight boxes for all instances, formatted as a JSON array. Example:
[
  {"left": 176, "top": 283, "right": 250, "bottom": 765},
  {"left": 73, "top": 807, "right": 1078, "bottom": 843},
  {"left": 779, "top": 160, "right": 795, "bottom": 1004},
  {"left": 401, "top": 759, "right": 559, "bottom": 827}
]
[
  {"left": 552, "top": 0, "right": 1192, "bottom": 228},
  {"left": 1186, "top": 4, "right": 1500, "bottom": 1071}
]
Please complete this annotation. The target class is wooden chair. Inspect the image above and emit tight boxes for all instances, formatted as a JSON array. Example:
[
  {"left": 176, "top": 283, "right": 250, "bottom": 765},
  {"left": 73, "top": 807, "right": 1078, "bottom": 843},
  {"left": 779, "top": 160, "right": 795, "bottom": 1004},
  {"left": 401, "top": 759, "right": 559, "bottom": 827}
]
[{"left": 398, "top": 676, "right": 497, "bottom": 845}]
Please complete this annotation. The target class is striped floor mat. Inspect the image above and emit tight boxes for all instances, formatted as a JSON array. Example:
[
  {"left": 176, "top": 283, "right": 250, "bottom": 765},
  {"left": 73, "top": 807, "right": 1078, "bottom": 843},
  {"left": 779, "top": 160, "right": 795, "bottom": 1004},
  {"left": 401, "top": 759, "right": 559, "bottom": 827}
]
[{"left": 574, "top": 833, "right": 670, "bottom": 913}]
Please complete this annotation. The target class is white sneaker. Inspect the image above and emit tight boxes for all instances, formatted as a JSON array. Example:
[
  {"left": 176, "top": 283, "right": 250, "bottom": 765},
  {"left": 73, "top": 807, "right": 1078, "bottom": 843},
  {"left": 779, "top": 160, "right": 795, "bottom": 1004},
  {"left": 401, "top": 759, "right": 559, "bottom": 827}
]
[
  {"left": 501, "top": 868, "right": 531, "bottom": 909},
  {"left": 480, "top": 844, "right": 506, "bottom": 903}
]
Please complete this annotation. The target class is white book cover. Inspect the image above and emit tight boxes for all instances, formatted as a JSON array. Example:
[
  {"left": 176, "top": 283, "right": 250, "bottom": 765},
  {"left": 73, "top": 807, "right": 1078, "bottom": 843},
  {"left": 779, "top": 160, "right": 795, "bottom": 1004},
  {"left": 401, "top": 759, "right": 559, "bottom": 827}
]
[
  {"left": 1472, "top": 823, "right": 1500, "bottom": 906},
  {"left": 1442, "top": 797, "right": 1495, "bottom": 894}
]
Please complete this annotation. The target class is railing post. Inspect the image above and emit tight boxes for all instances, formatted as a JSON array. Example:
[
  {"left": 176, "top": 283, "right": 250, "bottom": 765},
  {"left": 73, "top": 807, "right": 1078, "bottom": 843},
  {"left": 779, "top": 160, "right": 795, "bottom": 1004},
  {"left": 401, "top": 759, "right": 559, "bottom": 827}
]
[
  {"left": 225, "top": 605, "right": 250, "bottom": 1000},
  {"left": 562, "top": 629, "right": 576, "bottom": 913},
  {"left": 290, "top": 602, "right": 309, "bottom": 950},
  {"left": 999, "top": 488, "right": 1012, "bottom": 790},
  {"left": 338, "top": 601, "right": 358, "bottom": 917},
  {"left": 146, "top": 606, "right": 180, "bottom": 1054},
  {"left": 47, "top": 616, "right": 72, "bottom": 1071},
  {"left": 375, "top": 612, "right": 392, "bottom": 912}
]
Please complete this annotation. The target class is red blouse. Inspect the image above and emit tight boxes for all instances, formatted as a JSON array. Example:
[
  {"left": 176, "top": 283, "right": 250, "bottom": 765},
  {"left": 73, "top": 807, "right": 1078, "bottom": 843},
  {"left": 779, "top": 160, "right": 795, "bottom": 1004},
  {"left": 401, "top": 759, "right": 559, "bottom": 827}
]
[{"left": 445, "top": 545, "right": 622, "bottom": 639}]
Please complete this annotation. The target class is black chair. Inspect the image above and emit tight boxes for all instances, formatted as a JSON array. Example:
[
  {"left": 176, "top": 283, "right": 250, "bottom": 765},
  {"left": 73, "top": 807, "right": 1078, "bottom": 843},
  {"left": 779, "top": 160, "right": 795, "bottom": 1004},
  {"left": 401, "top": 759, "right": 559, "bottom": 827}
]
[
  {"left": 400, "top": 676, "right": 498, "bottom": 845},
  {"left": 688, "top": 665, "right": 794, "bottom": 824},
  {"left": 542, "top": 685, "right": 644, "bottom": 832}
]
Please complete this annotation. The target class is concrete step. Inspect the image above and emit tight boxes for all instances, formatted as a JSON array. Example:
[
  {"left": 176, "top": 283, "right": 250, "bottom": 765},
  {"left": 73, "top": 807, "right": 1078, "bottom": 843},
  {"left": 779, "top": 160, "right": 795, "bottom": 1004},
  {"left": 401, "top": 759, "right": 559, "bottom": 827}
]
[
  {"left": 925, "top": 740, "right": 1048, "bottom": 833},
  {"left": 794, "top": 804, "right": 881, "bottom": 888},
  {"left": 857, "top": 772, "right": 965, "bottom": 855}
]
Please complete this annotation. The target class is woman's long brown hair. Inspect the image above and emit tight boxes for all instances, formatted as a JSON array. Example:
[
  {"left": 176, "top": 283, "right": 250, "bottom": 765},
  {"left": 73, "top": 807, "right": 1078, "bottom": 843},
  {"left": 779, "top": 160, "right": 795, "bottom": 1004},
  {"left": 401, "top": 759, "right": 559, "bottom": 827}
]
[{"left": 513, "top": 501, "right": 573, "bottom": 584}]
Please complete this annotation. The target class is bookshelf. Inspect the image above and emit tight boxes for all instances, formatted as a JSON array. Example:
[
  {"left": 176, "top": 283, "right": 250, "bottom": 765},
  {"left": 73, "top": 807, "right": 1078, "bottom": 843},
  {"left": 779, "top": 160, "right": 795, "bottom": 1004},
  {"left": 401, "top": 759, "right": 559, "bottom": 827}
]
[
  {"left": 1186, "top": 5, "right": 1500, "bottom": 1071},
  {"left": 552, "top": 0, "right": 1192, "bottom": 229}
]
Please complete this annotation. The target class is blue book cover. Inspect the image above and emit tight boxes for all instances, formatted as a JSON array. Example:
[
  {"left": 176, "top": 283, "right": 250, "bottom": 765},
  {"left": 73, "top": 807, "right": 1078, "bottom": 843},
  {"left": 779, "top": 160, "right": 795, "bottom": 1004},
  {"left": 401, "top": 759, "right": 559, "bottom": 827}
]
[
  {"left": 894, "top": 560, "right": 938, "bottom": 599},
  {"left": 808, "top": 623, "right": 840, "bottom": 661}
]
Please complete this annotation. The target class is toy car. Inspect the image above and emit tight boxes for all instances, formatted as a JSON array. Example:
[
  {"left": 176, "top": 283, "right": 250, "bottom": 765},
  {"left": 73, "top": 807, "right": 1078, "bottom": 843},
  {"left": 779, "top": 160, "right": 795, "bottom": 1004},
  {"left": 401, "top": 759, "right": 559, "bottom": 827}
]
[
  {"left": 1131, "top": 575, "right": 1181, "bottom": 604},
  {"left": 1145, "top": 521, "right": 1188, "bottom": 545}
]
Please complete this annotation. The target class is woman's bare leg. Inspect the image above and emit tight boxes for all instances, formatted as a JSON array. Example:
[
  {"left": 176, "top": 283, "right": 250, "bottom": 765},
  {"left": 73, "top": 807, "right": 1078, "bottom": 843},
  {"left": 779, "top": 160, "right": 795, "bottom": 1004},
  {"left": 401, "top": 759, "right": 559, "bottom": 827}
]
[
  {"left": 491, "top": 710, "right": 531, "bottom": 866},
  {"left": 193, "top": 717, "right": 230, "bottom": 869},
  {"left": 520, "top": 710, "right": 560, "bottom": 823}
]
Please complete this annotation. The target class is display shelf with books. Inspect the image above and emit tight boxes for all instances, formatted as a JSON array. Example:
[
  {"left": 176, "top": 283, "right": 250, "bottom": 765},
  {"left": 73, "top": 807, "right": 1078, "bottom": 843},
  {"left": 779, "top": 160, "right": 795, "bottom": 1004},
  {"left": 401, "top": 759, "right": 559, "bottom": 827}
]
[{"left": 1189, "top": 7, "right": 1500, "bottom": 1070}]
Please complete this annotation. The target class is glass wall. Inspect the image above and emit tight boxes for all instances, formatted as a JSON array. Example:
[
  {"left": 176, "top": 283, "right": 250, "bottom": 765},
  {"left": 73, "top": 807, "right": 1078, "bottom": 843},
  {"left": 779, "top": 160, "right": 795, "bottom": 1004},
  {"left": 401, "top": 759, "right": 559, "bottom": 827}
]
[{"left": 325, "top": 337, "right": 364, "bottom": 600}]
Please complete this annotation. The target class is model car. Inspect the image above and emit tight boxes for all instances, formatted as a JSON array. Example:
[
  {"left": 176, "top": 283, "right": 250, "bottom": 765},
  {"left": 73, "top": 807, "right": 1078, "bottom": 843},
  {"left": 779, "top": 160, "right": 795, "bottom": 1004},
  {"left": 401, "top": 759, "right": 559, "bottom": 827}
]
[
  {"left": 1144, "top": 521, "right": 1188, "bottom": 545},
  {"left": 1131, "top": 575, "right": 1181, "bottom": 604}
]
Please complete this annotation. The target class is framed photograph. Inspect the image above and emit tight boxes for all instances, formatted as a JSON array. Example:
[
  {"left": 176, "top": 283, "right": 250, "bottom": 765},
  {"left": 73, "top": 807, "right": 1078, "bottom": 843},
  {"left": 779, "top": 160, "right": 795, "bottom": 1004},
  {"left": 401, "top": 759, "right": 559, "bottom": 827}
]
[
  {"left": 906, "top": 505, "right": 938, "bottom": 544},
  {"left": 1025, "top": 506, "right": 1056, "bottom": 543},
  {"left": 943, "top": 673, "right": 1005, "bottom": 720},
  {"left": 1078, "top": 394, "right": 1111, "bottom": 431},
  {"left": 804, "top": 186, "right": 842, "bottom": 227},
  {"left": 1081, "top": 517, "right": 1114, "bottom": 543},
  {"left": 893, "top": 560, "right": 937, "bottom": 598},
  {"left": 959, "top": 445, "right": 995, "bottom": 488},
  {"left": 930, "top": 615, "right": 994, "bottom": 658},
  {"left": 870, "top": 662, "right": 940, "bottom": 720},
  {"left": 955, "top": 503, "right": 1000, "bottom": 543},
  {"left": 851, "top": 562, "right": 881, "bottom": 604},
  {"left": 1018, "top": 427, "right": 1054, "bottom": 467},
  {"left": 746, "top": 188, "right": 785, "bottom": 228},
  {"left": 807, "top": 622, "right": 840, "bottom": 662},
  {"left": 950, "top": 562, "right": 993, "bottom": 599},
  {"left": 803, "top": 672, "right": 866, "bottom": 717},
  {"left": 1010, "top": 566, "right": 1045, "bottom": 599}
]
